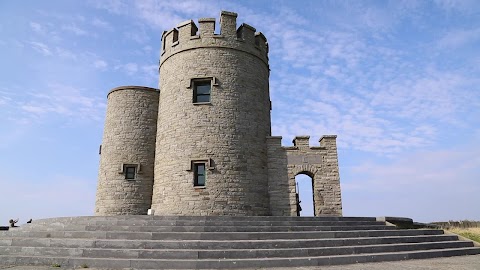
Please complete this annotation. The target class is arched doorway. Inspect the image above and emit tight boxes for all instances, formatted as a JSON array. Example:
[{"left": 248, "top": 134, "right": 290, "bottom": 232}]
[{"left": 295, "top": 173, "right": 314, "bottom": 216}]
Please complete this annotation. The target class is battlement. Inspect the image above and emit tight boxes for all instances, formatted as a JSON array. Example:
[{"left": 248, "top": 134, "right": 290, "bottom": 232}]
[
  {"left": 267, "top": 135, "right": 339, "bottom": 152},
  {"left": 271, "top": 135, "right": 336, "bottom": 151},
  {"left": 160, "top": 11, "right": 268, "bottom": 66}
]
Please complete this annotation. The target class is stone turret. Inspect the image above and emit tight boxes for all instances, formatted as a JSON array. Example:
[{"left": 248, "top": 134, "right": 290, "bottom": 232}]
[
  {"left": 152, "top": 11, "right": 271, "bottom": 216},
  {"left": 95, "top": 86, "right": 159, "bottom": 215}
]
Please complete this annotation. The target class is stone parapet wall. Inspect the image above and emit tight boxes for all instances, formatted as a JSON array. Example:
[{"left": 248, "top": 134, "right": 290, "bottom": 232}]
[
  {"left": 288, "top": 136, "right": 342, "bottom": 216},
  {"left": 267, "top": 136, "right": 342, "bottom": 216},
  {"left": 161, "top": 11, "right": 268, "bottom": 68}
]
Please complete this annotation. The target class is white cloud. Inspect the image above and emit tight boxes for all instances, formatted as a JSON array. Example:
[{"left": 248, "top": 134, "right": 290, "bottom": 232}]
[
  {"left": 115, "top": 63, "right": 138, "bottom": 75},
  {"left": 270, "top": 63, "right": 479, "bottom": 155},
  {"left": 0, "top": 95, "right": 11, "bottom": 105},
  {"left": 437, "top": 28, "right": 480, "bottom": 49},
  {"left": 132, "top": 0, "right": 214, "bottom": 28},
  {"left": 91, "top": 18, "right": 113, "bottom": 31},
  {"left": 94, "top": 59, "right": 108, "bottom": 70},
  {"left": 141, "top": 64, "right": 158, "bottom": 81},
  {"left": 29, "top": 41, "right": 52, "bottom": 56},
  {"left": 260, "top": 4, "right": 479, "bottom": 156},
  {"left": 62, "top": 24, "right": 88, "bottom": 36},
  {"left": 434, "top": 0, "right": 479, "bottom": 13},
  {"left": 18, "top": 83, "right": 105, "bottom": 121},
  {"left": 143, "top": 45, "right": 152, "bottom": 53},
  {"left": 124, "top": 28, "right": 150, "bottom": 44},
  {"left": 55, "top": 47, "right": 77, "bottom": 60},
  {"left": 90, "top": 0, "right": 220, "bottom": 29},
  {"left": 29, "top": 22, "right": 44, "bottom": 34},
  {"left": 89, "top": 0, "right": 129, "bottom": 15}
]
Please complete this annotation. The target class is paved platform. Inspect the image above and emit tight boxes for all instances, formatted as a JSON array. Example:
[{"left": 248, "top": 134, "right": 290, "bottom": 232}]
[{"left": 1, "top": 254, "right": 479, "bottom": 270}]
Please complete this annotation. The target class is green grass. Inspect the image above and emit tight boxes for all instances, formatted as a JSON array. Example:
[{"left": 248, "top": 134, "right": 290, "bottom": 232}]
[{"left": 450, "top": 227, "right": 480, "bottom": 243}]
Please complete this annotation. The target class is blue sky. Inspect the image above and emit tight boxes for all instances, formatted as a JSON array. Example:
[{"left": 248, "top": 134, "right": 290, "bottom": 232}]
[{"left": 1, "top": 0, "right": 479, "bottom": 224}]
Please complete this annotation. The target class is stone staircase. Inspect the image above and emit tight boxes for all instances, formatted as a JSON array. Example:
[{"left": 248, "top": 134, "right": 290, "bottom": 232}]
[{"left": 0, "top": 216, "right": 479, "bottom": 269}]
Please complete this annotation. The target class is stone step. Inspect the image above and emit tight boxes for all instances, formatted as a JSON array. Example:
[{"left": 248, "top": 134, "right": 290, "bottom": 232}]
[
  {"left": 2, "top": 229, "right": 446, "bottom": 240},
  {"left": 1, "top": 247, "right": 479, "bottom": 269},
  {"left": 31, "top": 216, "right": 378, "bottom": 224},
  {"left": 0, "top": 234, "right": 460, "bottom": 249},
  {"left": 17, "top": 224, "right": 393, "bottom": 232},
  {"left": 24, "top": 219, "right": 386, "bottom": 227},
  {"left": 0, "top": 241, "right": 473, "bottom": 259}
]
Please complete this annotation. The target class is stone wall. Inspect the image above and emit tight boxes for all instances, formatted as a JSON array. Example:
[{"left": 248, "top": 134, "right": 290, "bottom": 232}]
[
  {"left": 151, "top": 11, "right": 271, "bottom": 216},
  {"left": 287, "top": 136, "right": 342, "bottom": 216},
  {"left": 267, "top": 136, "right": 343, "bottom": 216},
  {"left": 266, "top": 136, "right": 292, "bottom": 216},
  {"left": 95, "top": 86, "right": 159, "bottom": 215}
]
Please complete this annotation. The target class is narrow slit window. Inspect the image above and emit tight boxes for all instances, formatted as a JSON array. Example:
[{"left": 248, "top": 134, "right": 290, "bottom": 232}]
[
  {"left": 193, "top": 81, "right": 211, "bottom": 103},
  {"left": 194, "top": 163, "right": 206, "bottom": 186}
]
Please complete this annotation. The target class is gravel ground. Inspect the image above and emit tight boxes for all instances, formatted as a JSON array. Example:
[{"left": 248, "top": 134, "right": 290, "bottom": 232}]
[{"left": 1, "top": 255, "right": 480, "bottom": 270}]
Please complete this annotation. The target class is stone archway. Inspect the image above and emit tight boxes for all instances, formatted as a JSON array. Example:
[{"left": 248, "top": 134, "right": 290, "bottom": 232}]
[
  {"left": 288, "top": 165, "right": 325, "bottom": 216},
  {"left": 295, "top": 172, "right": 314, "bottom": 216}
]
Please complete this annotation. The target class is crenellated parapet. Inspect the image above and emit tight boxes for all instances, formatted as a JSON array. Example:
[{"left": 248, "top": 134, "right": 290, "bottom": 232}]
[
  {"left": 160, "top": 11, "right": 269, "bottom": 67},
  {"left": 267, "top": 135, "right": 343, "bottom": 216}
]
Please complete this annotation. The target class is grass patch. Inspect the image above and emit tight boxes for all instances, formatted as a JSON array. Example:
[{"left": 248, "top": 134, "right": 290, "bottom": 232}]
[{"left": 449, "top": 227, "right": 480, "bottom": 243}]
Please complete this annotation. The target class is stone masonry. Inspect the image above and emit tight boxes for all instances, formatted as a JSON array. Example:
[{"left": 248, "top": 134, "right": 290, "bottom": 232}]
[
  {"left": 96, "top": 86, "right": 159, "bottom": 215},
  {"left": 95, "top": 11, "right": 342, "bottom": 217}
]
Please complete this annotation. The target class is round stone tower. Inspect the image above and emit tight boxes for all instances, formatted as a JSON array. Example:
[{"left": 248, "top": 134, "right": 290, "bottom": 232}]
[
  {"left": 152, "top": 11, "right": 271, "bottom": 215},
  {"left": 95, "top": 86, "right": 159, "bottom": 215}
]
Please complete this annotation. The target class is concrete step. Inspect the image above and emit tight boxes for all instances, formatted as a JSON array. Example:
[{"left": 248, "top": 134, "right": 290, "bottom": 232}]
[
  {"left": 17, "top": 224, "right": 393, "bottom": 232},
  {"left": 1, "top": 247, "right": 479, "bottom": 269},
  {"left": 0, "top": 234, "right": 460, "bottom": 249},
  {"left": 2, "top": 229, "right": 446, "bottom": 240},
  {"left": 0, "top": 241, "right": 474, "bottom": 259}
]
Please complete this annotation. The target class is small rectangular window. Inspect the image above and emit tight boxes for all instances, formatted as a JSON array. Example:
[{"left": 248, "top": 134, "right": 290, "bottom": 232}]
[
  {"left": 193, "top": 81, "right": 211, "bottom": 103},
  {"left": 194, "top": 163, "right": 206, "bottom": 186},
  {"left": 125, "top": 166, "right": 136, "bottom": 180}
]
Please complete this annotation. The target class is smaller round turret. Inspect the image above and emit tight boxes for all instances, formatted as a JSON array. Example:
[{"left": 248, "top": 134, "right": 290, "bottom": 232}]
[{"left": 95, "top": 86, "right": 159, "bottom": 215}]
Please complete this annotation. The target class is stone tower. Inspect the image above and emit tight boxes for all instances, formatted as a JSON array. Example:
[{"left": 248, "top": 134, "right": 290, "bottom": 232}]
[
  {"left": 95, "top": 11, "right": 342, "bottom": 217},
  {"left": 151, "top": 11, "right": 271, "bottom": 215},
  {"left": 95, "top": 86, "right": 159, "bottom": 215}
]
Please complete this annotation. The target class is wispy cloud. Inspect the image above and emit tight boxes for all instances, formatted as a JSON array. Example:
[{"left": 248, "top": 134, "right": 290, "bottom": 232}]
[
  {"left": 0, "top": 95, "right": 11, "bottom": 106},
  {"left": 94, "top": 59, "right": 108, "bottom": 70},
  {"left": 89, "top": 0, "right": 219, "bottom": 29},
  {"left": 115, "top": 62, "right": 138, "bottom": 75},
  {"left": 29, "top": 41, "right": 52, "bottom": 56},
  {"left": 437, "top": 27, "right": 480, "bottom": 49},
  {"left": 91, "top": 18, "right": 113, "bottom": 31},
  {"left": 88, "top": 0, "right": 129, "bottom": 15},
  {"left": 55, "top": 47, "right": 78, "bottom": 60},
  {"left": 29, "top": 22, "right": 45, "bottom": 34},
  {"left": 17, "top": 83, "right": 105, "bottom": 121},
  {"left": 62, "top": 24, "right": 88, "bottom": 36},
  {"left": 434, "top": 0, "right": 480, "bottom": 13},
  {"left": 124, "top": 28, "right": 150, "bottom": 44}
]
